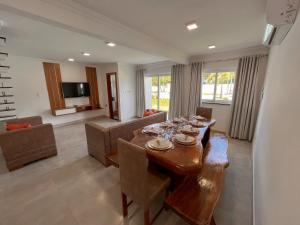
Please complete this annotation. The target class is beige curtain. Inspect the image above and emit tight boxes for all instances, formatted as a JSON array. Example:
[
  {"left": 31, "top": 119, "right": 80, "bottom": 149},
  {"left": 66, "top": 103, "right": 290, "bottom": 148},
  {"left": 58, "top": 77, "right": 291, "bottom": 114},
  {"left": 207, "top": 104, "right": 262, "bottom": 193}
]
[
  {"left": 169, "top": 64, "right": 185, "bottom": 119},
  {"left": 136, "top": 66, "right": 145, "bottom": 117},
  {"left": 187, "top": 62, "right": 203, "bottom": 115},
  {"left": 229, "top": 55, "right": 268, "bottom": 141}
]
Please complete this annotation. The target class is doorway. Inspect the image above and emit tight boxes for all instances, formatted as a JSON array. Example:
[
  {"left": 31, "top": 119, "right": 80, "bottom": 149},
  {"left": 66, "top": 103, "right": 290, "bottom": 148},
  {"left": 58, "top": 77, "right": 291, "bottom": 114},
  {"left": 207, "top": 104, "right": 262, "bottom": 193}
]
[{"left": 106, "top": 72, "right": 119, "bottom": 120}]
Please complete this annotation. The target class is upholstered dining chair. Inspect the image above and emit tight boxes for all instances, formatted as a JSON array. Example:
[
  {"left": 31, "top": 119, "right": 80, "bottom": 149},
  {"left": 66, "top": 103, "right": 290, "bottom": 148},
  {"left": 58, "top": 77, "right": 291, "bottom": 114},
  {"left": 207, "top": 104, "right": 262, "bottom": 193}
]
[
  {"left": 196, "top": 106, "right": 213, "bottom": 120},
  {"left": 118, "top": 138, "right": 170, "bottom": 225}
]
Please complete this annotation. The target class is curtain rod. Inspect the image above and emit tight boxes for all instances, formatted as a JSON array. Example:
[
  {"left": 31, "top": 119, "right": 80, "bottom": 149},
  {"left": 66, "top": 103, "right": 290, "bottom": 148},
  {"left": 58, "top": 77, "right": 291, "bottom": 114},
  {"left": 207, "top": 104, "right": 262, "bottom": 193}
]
[{"left": 193, "top": 53, "right": 269, "bottom": 64}]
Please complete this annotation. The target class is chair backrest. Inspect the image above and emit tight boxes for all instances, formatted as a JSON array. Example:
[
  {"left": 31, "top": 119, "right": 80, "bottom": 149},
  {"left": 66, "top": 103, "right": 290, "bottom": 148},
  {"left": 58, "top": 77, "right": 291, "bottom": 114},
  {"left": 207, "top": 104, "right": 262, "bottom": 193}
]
[
  {"left": 118, "top": 138, "right": 148, "bottom": 205},
  {"left": 196, "top": 107, "right": 212, "bottom": 120}
]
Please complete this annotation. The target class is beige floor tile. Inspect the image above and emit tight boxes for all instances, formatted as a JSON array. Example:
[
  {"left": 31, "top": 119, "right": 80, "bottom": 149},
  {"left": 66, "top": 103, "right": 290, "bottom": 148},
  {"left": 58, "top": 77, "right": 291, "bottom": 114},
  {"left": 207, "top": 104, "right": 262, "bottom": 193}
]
[{"left": 0, "top": 119, "right": 253, "bottom": 225}]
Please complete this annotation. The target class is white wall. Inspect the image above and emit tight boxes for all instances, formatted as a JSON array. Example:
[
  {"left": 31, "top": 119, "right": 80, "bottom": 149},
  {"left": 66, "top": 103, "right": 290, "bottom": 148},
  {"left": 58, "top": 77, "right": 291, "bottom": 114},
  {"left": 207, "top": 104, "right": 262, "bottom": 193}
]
[
  {"left": 253, "top": 14, "right": 300, "bottom": 225},
  {"left": 7, "top": 55, "right": 107, "bottom": 125},
  {"left": 118, "top": 63, "right": 136, "bottom": 120}
]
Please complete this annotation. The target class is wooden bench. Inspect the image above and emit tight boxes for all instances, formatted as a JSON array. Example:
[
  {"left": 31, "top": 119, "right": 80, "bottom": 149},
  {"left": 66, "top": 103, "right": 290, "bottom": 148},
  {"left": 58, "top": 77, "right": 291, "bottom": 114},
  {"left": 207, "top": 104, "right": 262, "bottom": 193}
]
[
  {"left": 165, "top": 134, "right": 229, "bottom": 225},
  {"left": 106, "top": 151, "right": 119, "bottom": 168}
]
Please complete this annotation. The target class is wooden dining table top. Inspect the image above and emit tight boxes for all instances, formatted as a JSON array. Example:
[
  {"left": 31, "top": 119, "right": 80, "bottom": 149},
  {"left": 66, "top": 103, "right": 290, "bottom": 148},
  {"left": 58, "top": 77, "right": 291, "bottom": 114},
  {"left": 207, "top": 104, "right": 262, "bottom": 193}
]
[{"left": 130, "top": 119, "right": 216, "bottom": 175}]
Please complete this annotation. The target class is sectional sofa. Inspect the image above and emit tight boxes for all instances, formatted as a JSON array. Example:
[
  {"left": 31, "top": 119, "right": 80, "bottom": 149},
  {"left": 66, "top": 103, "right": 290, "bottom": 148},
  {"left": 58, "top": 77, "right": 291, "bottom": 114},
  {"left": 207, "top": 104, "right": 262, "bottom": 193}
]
[
  {"left": 85, "top": 112, "right": 166, "bottom": 166},
  {"left": 0, "top": 116, "right": 57, "bottom": 171}
]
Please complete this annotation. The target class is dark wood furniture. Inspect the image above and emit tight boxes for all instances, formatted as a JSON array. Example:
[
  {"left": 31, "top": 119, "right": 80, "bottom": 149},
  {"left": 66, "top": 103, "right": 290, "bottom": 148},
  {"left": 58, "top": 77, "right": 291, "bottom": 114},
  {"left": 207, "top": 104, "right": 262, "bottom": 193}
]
[
  {"left": 43, "top": 62, "right": 66, "bottom": 114},
  {"left": 130, "top": 119, "right": 216, "bottom": 175},
  {"left": 75, "top": 104, "right": 93, "bottom": 112},
  {"left": 43, "top": 63, "right": 101, "bottom": 116},
  {"left": 165, "top": 134, "right": 229, "bottom": 225},
  {"left": 106, "top": 119, "right": 216, "bottom": 175},
  {"left": 86, "top": 67, "right": 100, "bottom": 109}
]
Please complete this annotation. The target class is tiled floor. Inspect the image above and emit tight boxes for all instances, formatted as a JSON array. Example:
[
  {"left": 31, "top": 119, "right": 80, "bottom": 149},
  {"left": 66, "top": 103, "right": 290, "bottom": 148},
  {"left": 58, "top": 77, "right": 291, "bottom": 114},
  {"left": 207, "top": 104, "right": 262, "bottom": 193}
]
[{"left": 0, "top": 119, "right": 252, "bottom": 225}]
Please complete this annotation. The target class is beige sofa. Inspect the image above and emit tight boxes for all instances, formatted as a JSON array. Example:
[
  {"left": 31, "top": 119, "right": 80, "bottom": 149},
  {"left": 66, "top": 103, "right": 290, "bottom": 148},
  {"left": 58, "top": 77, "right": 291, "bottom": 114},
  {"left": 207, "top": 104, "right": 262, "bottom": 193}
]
[
  {"left": 0, "top": 116, "right": 57, "bottom": 171},
  {"left": 85, "top": 112, "right": 167, "bottom": 166}
]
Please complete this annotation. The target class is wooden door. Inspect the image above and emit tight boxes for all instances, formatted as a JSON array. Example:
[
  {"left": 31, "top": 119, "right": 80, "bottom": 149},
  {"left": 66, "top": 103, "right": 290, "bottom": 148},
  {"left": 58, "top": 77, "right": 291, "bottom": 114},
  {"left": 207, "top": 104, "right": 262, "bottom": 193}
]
[
  {"left": 86, "top": 67, "right": 100, "bottom": 109},
  {"left": 43, "top": 62, "right": 65, "bottom": 115}
]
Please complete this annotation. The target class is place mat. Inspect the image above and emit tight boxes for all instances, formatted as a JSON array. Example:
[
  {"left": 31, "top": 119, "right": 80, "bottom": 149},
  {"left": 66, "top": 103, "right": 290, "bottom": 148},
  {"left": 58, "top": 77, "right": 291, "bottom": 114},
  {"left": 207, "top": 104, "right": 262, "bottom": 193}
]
[
  {"left": 189, "top": 120, "right": 206, "bottom": 128},
  {"left": 174, "top": 134, "right": 196, "bottom": 146},
  {"left": 160, "top": 121, "right": 176, "bottom": 128},
  {"left": 192, "top": 115, "right": 207, "bottom": 121},
  {"left": 142, "top": 127, "right": 163, "bottom": 135},
  {"left": 173, "top": 117, "right": 187, "bottom": 123},
  {"left": 180, "top": 125, "right": 199, "bottom": 135},
  {"left": 146, "top": 138, "right": 173, "bottom": 151}
]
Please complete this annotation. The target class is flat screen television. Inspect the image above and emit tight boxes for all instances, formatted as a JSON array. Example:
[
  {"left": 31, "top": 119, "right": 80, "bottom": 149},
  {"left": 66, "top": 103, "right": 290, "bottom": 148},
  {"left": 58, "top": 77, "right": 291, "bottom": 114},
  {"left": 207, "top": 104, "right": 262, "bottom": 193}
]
[{"left": 61, "top": 82, "right": 90, "bottom": 98}]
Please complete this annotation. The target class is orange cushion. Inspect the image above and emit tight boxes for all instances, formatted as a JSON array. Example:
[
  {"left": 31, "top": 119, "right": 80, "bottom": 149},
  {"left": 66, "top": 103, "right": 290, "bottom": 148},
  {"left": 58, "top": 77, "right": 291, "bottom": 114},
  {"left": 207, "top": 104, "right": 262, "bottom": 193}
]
[
  {"left": 143, "top": 111, "right": 151, "bottom": 117},
  {"left": 144, "top": 109, "right": 160, "bottom": 117},
  {"left": 6, "top": 123, "right": 32, "bottom": 131}
]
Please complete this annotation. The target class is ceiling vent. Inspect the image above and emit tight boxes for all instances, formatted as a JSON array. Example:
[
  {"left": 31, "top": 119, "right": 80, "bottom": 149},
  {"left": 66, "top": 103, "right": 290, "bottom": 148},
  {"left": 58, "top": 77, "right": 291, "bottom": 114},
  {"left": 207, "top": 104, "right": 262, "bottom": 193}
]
[{"left": 263, "top": 0, "right": 300, "bottom": 46}]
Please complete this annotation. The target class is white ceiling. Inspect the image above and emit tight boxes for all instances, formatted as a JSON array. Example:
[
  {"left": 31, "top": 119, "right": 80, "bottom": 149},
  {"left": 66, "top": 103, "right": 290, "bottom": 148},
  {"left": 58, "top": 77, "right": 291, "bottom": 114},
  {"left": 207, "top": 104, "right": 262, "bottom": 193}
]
[
  {"left": 0, "top": 10, "right": 167, "bottom": 64},
  {"left": 0, "top": 0, "right": 268, "bottom": 64},
  {"left": 70, "top": 0, "right": 268, "bottom": 55}
]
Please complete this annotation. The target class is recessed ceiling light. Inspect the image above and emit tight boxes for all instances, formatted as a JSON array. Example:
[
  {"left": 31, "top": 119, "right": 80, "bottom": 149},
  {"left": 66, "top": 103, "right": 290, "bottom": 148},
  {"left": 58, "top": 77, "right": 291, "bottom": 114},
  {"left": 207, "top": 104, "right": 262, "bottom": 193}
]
[
  {"left": 106, "top": 42, "right": 116, "bottom": 47},
  {"left": 208, "top": 45, "right": 216, "bottom": 49},
  {"left": 186, "top": 22, "right": 198, "bottom": 31},
  {"left": 82, "top": 52, "right": 91, "bottom": 56},
  {"left": 68, "top": 58, "right": 75, "bottom": 62}
]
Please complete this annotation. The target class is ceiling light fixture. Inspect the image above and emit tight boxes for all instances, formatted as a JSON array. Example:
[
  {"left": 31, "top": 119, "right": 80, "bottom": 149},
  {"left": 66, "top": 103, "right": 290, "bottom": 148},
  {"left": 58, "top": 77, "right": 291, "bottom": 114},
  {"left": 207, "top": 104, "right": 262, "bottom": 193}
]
[
  {"left": 82, "top": 52, "right": 91, "bottom": 56},
  {"left": 106, "top": 42, "right": 116, "bottom": 47},
  {"left": 186, "top": 22, "right": 198, "bottom": 31},
  {"left": 68, "top": 58, "right": 75, "bottom": 62},
  {"left": 208, "top": 45, "right": 216, "bottom": 49}
]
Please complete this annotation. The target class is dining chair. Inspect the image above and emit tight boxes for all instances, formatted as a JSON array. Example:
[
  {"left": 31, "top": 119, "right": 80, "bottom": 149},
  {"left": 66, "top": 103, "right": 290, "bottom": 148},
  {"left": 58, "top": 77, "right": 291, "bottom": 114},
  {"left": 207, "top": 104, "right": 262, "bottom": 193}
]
[
  {"left": 118, "top": 138, "right": 170, "bottom": 225},
  {"left": 196, "top": 106, "right": 213, "bottom": 120}
]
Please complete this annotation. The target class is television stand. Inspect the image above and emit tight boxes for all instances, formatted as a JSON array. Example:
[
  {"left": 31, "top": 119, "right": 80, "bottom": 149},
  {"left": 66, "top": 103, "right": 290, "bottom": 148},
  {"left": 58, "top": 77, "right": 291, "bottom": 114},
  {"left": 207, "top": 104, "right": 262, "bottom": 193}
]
[{"left": 54, "top": 105, "right": 101, "bottom": 116}]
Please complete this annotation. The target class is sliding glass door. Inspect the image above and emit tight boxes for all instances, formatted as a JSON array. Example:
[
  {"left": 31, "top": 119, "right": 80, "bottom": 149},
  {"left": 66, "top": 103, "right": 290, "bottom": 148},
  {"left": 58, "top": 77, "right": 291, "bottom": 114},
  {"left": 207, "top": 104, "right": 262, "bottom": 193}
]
[{"left": 145, "top": 74, "right": 171, "bottom": 113}]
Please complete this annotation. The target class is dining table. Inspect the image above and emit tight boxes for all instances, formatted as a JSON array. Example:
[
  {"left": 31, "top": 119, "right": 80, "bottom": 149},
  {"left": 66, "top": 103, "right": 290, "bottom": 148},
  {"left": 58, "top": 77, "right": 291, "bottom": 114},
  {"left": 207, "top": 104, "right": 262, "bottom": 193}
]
[{"left": 130, "top": 118, "right": 216, "bottom": 176}]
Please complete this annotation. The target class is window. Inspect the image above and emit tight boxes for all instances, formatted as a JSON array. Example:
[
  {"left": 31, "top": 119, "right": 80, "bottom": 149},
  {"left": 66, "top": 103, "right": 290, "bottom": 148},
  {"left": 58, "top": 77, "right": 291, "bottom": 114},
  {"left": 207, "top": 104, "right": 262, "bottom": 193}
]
[
  {"left": 202, "top": 71, "right": 236, "bottom": 103},
  {"left": 145, "top": 74, "right": 171, "bottom": 112}
]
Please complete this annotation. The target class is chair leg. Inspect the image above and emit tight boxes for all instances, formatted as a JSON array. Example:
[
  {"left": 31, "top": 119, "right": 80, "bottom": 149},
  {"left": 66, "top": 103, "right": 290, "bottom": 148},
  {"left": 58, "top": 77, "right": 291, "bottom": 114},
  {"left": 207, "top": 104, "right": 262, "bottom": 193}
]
[
  {"left": 144, "top": 207, "right": 150, "bottom": 225},
  {"left": 121, "top": 192, "right": 128, "bottom": 217},
  {"left": 210, "top": 216, "right": 216, "bottom": 225}
]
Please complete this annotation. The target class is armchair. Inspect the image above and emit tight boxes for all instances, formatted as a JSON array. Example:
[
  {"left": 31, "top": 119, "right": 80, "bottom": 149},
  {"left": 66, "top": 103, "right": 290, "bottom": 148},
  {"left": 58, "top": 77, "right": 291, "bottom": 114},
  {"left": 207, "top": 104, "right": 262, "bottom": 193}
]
[{"left": 0, "top": 116, "right": 57, "bottom": 171}]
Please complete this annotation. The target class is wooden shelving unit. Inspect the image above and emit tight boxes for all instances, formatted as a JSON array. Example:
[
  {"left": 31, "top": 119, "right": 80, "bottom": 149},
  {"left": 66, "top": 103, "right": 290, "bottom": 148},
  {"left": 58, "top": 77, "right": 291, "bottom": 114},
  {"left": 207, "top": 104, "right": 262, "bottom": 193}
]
[
  {"left": 0, "top": 108, "right": 15, "bottom": 112},
  {"left": 0, "top": 34, "right": 15, "bottom": 121},
  {"left": 0, "top": 101, "right": 14, "bottom": 105},
  {"left": 0, "top": 75, "right": 11, "bottom": 79},
  {"left": 0, "top": 95, "right": 14, "bottom": 97},
  {"left": 0, "top": 115, "right": 16, "bottom": 119}
]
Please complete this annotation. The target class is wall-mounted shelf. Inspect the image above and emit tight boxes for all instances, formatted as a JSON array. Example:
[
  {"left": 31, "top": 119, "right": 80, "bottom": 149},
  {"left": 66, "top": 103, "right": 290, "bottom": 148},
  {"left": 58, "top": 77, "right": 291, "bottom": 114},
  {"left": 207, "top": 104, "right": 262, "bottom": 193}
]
[
  {"left": 0, "top": 65, "right": 10, "bottom": 73},
  {"left": 0, "top": 37, "right": 6, "bottom": 47},
  {"left": 0, "top": 86, "right": 13, "bottom": 89},
  {"left": 0, "top": 52, "right": 8, "bottom": 60},
  {"left": 0, "top": 115, "right": 16, "bottom": 119},
  {"left": 0, "top": 108, "right": 15, "bottom": 112},
  {"left": 0, "top": 75, "right": 11, "bottom": 79},
  {"left": 0, "top": 101, "right": 14, "bottom": 105},
  {"left": 0, "top": 95, "right": 14, "bottom": 97}
]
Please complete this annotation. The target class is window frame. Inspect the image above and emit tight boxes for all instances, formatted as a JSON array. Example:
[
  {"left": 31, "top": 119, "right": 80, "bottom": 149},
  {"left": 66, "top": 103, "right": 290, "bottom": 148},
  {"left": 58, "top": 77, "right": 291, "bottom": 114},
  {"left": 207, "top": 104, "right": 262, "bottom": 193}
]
[
  {"left": 202, "top": 71, "right": 236, "bottom": 105},
  {"left": 148, "top": 73, "right": 171, "bottom": 112}
]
